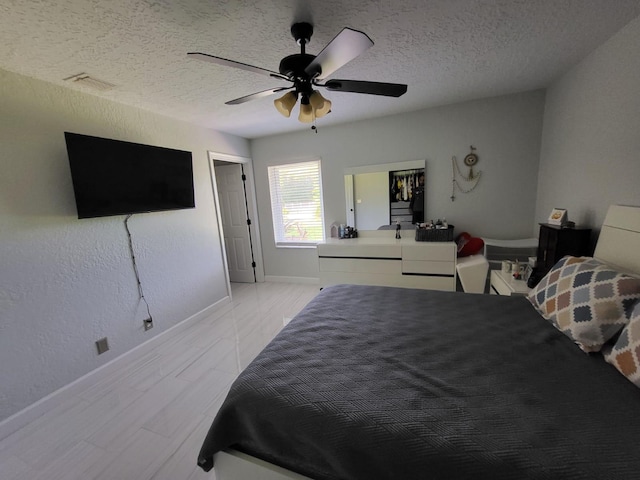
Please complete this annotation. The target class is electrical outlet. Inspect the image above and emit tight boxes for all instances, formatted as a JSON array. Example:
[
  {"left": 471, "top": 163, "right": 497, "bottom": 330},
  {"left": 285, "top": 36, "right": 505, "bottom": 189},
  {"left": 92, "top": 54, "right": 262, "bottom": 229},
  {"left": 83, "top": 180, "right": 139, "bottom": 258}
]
[
  {"left": 96, "top": 337, "right": 109, "bottom": 355},
  {"left": 143, "top": 318, "right": 153, "bottom": 331}
]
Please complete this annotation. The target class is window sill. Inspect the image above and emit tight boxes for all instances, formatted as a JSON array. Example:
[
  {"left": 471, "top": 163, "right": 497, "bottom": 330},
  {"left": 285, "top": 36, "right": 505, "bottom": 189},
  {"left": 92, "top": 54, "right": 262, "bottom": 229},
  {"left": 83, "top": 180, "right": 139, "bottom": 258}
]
[{"left": 275, "top": 243, "right": 319, "bottom": 249}]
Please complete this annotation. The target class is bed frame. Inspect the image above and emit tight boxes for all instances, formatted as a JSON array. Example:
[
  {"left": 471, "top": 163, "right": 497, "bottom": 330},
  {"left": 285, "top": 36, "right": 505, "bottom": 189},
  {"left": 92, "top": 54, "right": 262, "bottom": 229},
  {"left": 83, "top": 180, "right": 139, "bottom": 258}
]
[
  {"left": 593, "top": 205, "right": 640, "bottom": 274},
  {"left": 214, "top": 450, "right": 311, "bottom": 480},
  {"left": 211, "top": 204, "right": 640, "bottom": 480}
]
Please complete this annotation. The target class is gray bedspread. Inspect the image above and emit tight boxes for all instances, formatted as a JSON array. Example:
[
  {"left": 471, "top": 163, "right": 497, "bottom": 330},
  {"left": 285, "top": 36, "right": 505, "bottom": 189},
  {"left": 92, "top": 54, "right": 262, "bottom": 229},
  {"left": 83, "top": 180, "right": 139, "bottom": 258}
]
[{"left": 198, "top": 284, "right": 640, "bottom": 479}]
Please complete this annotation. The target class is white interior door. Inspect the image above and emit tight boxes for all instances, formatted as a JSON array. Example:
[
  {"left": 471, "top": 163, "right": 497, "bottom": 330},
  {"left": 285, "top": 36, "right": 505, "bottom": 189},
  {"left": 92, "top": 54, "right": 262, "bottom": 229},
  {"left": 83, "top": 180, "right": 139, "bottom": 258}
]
[{"left": 215, "top": 163, "right": 255, "bottom": 283}]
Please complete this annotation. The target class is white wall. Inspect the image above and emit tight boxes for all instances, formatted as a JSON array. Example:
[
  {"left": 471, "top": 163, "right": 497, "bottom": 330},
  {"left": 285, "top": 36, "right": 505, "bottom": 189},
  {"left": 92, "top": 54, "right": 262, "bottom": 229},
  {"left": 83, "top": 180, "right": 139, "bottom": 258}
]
[
  {"left": 250, "top": 90, "right": 546, "bottom": 279},
  {"left": 0, "top": 69, "right": 250, "bottom": 422},
  {"left": 536, "top": 16, "right": 640, "bottom": 233}
]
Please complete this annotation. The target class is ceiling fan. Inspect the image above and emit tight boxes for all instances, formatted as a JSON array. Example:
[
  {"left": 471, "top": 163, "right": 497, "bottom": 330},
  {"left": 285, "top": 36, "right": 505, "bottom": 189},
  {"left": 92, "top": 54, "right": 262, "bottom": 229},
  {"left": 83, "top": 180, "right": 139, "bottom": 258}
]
[{"left": 187, "top": 22, "right": 408, "bottom": 123}]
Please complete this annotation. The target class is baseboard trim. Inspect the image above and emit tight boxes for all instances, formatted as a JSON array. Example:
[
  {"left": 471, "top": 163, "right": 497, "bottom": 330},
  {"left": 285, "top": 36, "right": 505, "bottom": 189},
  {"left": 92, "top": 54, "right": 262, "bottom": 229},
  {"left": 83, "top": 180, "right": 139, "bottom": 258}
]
[
  {"left": 264, "top": 275, "right": 320, "bottom": 285},
  {"left": 0, "top": 295, "right": 231, "bottom": 441}
]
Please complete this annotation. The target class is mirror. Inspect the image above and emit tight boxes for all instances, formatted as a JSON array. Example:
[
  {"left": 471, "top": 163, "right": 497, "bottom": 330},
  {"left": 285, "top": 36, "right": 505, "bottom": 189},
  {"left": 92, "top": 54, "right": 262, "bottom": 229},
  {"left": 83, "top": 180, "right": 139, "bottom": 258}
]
[{"left": 345, "top": 160, "right": 426, "bottom": 230}]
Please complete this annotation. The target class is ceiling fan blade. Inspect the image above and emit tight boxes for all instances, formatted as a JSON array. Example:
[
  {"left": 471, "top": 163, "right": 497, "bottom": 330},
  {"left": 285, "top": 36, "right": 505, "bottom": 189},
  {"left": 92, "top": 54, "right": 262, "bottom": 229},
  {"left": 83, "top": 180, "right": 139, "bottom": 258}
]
[
  {"left": 187, "top": 52, "right": 289, "bottom": 81},
  {"left": 322, "top": 79, "right": 408, "bottom": 97},
  {"left": 225, "top": 87, "right": 293, "bottom": 105},
  {"left": 305, "top": 28, "right": 373, "bottom": 80}
]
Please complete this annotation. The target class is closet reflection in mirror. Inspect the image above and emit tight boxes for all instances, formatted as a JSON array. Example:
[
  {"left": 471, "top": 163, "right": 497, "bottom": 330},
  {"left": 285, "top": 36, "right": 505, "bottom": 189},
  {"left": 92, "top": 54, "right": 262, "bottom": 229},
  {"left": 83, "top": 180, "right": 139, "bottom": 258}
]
[
  {"left": 345, "top": 160, "right": 426, "bottom": 231},
  {"left": 390, "top": 168, "right": 425, "bottom": 225}
]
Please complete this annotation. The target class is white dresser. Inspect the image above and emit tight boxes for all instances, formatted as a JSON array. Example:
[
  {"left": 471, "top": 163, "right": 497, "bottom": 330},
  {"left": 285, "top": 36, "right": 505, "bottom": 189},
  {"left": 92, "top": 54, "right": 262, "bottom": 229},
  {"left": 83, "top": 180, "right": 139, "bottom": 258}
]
[{"left": 317, "top": 235, "right": 456, "bottom": 291}]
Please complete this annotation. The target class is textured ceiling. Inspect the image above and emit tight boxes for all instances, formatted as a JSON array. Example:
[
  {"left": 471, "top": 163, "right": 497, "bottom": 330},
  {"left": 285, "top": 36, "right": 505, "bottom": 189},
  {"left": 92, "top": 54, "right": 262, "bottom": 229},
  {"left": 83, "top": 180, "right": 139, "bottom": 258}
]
[{"left": 1, "top": 0, "right": 640, "bottom": 139}]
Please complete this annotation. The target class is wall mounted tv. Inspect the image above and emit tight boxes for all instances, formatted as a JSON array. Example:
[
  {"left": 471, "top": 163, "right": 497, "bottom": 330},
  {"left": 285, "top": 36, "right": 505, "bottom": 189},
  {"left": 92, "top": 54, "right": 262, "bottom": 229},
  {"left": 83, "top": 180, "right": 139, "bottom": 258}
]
[{"left": 65, "top": 132, "right": 195, "bottom": 219}]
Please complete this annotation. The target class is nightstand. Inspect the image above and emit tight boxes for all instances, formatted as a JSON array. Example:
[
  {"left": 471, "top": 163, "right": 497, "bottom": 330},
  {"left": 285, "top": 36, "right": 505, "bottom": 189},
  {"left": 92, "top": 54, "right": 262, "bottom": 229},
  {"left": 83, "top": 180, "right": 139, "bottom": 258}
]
[
  {"left": 490, "top": 270, "right": 531, "bottom": 296},
  {"left": 537, "top": 224, "right": 591, "bottom": 277}
]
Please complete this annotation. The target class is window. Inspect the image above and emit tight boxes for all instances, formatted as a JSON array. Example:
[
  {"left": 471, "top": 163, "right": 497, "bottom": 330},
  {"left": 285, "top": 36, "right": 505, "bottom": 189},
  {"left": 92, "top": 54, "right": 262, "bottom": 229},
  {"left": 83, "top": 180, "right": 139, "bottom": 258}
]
[{"left": 268, "top": 159, "right": 325, "bottom": 245}]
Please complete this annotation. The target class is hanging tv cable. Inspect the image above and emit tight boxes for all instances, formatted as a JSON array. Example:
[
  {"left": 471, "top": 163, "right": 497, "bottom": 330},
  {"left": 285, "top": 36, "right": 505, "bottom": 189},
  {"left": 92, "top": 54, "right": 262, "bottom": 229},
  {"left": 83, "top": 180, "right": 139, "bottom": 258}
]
[{"left": 124, "top": 214, "right": 153, "bottom": 329}]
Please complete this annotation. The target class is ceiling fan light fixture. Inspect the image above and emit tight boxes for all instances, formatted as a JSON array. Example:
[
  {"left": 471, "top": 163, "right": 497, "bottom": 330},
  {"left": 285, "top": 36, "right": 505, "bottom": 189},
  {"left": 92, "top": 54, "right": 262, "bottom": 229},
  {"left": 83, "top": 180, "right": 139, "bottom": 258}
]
[
  {"left": 311, "top": 91, "right": 332, "bottom": 118},
  {"left": 274, "top": 91, "right": 297, "bottom": 117},
  {"left": 298, "top": 96, "right": 315, "bottom": 123},
  {"left": 316, "top": 98, "right": 332, "bottom": 118},
  {"left": 308, "top": 90, "right": 325, "bottom": 110}
]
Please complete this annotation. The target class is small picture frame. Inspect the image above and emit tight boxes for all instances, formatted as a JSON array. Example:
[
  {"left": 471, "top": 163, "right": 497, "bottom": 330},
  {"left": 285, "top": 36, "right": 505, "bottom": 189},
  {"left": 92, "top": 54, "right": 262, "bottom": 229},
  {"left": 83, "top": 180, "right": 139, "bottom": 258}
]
[{"left": 548, "top": 208, "right": 567, "bottom": 226}]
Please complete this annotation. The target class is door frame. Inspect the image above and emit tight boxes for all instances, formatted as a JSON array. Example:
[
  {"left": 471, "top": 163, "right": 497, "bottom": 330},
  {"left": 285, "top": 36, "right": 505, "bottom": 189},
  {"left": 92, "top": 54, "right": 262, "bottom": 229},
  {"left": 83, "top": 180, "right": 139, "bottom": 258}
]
[{"left": 208, "top": 151, "right": 265, "bottom": 296}]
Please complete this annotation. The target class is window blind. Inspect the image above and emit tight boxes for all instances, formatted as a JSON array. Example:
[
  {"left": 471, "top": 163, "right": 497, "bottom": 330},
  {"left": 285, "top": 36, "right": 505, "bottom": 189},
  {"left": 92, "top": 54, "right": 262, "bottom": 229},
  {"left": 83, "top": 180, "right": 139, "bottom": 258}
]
[{"left": 268, "top": 159, "right": 325, "bottom": 245}]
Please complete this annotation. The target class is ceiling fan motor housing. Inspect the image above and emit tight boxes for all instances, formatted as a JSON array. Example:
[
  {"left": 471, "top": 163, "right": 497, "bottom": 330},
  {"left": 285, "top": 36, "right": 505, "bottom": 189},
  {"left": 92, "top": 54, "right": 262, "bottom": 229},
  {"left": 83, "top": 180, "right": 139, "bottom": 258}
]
[
  {"left": 278, "top": 54, "right": 315, "bottom": 79},
  {"left": 291, "top": 22, "right": 313, "bottom": 46},
  {"left": 280, "top": 22, "right": 322, "bottom": 83}
]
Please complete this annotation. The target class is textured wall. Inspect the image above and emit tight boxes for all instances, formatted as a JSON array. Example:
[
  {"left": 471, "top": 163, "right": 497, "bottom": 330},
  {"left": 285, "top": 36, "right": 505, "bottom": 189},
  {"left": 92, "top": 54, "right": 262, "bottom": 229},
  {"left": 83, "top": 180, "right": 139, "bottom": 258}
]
[
  {"left": 0, "top": 68, "right": 250, "bottom": 421},
  {"left": 250, "top": 90, "right": 546, "bottom": 279},
  {"left": 536, "top": 16, "right": 640, "bottom": 233}
]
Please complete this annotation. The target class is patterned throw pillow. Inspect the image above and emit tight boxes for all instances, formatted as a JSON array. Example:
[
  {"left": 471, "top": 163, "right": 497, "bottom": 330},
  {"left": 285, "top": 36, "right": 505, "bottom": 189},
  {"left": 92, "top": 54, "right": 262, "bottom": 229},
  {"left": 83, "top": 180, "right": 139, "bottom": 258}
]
[
  {"left": 528, "top": 256, "right": 640, "bottom": 353},
  {"left": 603, "top": 302, "right": 640, "bottom": 387}
]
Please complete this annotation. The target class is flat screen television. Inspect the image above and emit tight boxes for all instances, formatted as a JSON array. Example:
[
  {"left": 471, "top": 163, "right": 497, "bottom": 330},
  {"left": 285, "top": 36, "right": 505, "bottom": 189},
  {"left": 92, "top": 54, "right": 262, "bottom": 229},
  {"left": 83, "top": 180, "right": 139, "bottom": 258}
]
[{"left": 65, "top": 132, "right": 195, "bottom": 219}]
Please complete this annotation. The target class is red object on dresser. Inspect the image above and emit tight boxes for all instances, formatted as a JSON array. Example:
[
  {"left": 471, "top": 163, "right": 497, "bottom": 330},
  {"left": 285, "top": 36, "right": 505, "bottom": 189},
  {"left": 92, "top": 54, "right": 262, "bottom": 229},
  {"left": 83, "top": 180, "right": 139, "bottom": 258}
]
[{"left": 456, "top": 232, "right": 485, "bottom": 257}]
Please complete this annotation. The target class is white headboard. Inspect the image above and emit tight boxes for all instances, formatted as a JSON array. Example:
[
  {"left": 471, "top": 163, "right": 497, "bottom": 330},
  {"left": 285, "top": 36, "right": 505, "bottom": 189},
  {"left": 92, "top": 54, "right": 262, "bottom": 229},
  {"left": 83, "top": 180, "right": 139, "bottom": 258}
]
[{"left": 593, "top": 205, "right": 640, "bottom": 276}]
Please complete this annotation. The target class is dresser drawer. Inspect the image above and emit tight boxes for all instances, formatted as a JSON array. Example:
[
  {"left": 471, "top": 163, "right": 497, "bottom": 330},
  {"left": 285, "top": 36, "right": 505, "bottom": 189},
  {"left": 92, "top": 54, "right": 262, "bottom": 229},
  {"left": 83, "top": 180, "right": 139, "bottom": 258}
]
[
  {"left": 399, "top": 274, "right": 456, "bottom": 291},
  {"left": 317, "top": 243, "right": 401, "bottom": 259},
  {"left": 402, "top": 242, "right": 456, "bottom": 261},
  {"left": 401, "top": 260, "right": 455, "bottom": 276},
  {"left": 320, "top": 271, "right": 405, "bottom": 288},
  {"left": 320, "top": 257, "right": 401, "bottom": 274}
]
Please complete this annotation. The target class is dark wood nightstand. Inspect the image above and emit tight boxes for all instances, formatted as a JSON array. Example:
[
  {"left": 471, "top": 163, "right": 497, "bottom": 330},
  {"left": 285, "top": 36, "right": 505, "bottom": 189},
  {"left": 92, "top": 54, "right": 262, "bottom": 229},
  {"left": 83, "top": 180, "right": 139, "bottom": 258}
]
[{"left": 536, "top": 223, "right": 592, "bottom": 277}]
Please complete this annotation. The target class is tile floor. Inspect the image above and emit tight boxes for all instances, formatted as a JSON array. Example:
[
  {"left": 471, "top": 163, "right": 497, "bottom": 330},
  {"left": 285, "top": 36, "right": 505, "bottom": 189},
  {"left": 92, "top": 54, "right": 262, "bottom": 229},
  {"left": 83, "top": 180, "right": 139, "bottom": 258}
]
[{"left": 0, "top": 282, "right": 320, "bottom": 480}]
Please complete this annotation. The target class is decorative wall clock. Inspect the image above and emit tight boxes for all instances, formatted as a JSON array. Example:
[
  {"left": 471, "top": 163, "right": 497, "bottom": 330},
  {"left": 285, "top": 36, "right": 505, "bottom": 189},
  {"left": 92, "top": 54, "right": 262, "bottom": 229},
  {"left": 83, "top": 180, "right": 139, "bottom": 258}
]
[
  {"left": 451, "top": 146, "right": 482, "bottom": 201},
  {"left": 464, "top": 152, "right": 478, "bottom": 167}
]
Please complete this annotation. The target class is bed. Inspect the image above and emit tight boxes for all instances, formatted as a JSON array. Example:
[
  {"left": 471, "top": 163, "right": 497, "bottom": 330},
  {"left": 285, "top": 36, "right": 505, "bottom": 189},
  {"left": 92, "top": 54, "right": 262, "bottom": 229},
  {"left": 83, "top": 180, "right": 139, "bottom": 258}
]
[{"left": 198, "top": 205, "right": 640, "bottom": 480}]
